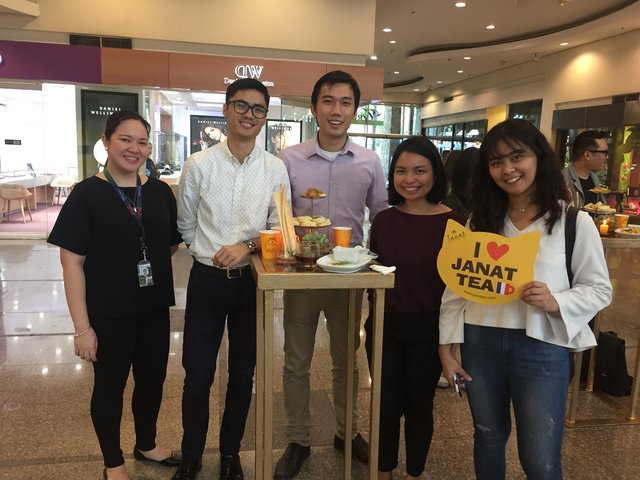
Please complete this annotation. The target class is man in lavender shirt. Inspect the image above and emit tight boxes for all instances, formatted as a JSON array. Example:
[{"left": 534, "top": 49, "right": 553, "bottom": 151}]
[{"left": 274, "top": 71, "right": 388, "bottom": 480}]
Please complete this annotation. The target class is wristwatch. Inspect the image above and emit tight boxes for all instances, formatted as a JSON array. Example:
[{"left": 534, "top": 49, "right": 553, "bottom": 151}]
[{"left": 243, "top": 239, "right": 257, "bottom": 254}]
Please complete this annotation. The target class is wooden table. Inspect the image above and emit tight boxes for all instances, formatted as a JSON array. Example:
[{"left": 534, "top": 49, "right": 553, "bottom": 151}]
[
  {"left": 250, "top": 255, "right": 395, "bottom": 480},
  {"left": 566, "top": 237, "right": 640, "bottom": 427},
  {"left": 0, "top": 174, "right": 56, "bottom": 209}
]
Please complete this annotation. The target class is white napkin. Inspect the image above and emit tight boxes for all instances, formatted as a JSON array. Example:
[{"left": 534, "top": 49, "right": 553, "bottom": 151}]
[{"left": 370, "top": 265, "right": 396, "bottom": 275}]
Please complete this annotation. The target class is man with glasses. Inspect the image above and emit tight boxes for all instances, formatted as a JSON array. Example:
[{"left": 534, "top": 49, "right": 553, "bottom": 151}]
[
  {"left": 562, "top": 130, "right": 609, "bottom": 207},
  {"left": 274, "top": 71, "right": 388, "bottom": 480},
  {"left": 174, "top": 78, "right": 290, "bottom": 480}
]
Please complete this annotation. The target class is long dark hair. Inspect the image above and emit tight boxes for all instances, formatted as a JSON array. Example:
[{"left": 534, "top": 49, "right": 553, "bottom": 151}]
[
  {"left": 470, "top": 119, "right": 569, "bottom": 234},
  {"left": 387, "top": 136, "right": 448, "bottom": 205},
  {"left": 449, "top": 147, "right": 479, "bottom": 207}
]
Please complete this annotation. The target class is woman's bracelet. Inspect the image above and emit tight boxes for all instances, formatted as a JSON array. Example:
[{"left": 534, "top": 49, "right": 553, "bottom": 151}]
[{"left": 74, "top": 326, "right": 92, "bottom": 338}]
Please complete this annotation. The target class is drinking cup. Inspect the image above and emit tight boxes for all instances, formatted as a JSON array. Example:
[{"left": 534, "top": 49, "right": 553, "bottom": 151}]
[
  {"left": 259, "top": 230, "right": 278, "bottom": 259},
  {"left": 333, "top": 226, "right": 352, "bottom": 247}
]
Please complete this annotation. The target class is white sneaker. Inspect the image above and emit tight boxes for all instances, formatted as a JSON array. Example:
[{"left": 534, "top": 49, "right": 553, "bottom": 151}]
[{"left": 437, "top": 376, "right": 449, "bottom": 388}]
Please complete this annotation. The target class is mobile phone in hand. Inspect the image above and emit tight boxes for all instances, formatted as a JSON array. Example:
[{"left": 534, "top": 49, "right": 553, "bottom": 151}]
[{"left": 453, "top": 373, "right": 464, "bottom": 397}]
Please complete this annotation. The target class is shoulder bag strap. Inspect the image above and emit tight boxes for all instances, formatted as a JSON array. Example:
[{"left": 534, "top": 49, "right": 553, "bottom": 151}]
[{"left": 565, "top": 206, "right": 579, "bottom": 286}]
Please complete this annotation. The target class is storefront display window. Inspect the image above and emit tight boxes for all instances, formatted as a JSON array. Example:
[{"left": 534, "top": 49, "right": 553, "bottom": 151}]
[{"left": 509, "top": 99, "right": 543, "bottom": 128}]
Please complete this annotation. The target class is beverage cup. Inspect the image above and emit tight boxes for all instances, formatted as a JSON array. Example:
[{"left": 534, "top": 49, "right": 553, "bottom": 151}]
[
  {"left": 333, "top": 226, "right": 352, "bottom": 247},
  {"left": 259, "top": 230, "right": 278, "bottom": 260},
  {"left": 271, "top": 226, "right": 283, "bottom": 252},
  {"left": 615, "top": 214, "right": 629, "bottom": 229}
]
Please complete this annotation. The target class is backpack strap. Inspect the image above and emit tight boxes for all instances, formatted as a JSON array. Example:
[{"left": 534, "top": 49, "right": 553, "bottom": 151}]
[{"left": 565, "top": 206, "right": 579, "bottom": 286}]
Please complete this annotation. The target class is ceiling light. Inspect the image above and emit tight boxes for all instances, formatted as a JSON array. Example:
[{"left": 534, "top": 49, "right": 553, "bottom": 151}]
[
  {"left": 370, "top": 55, "right": 378, "bottom": 60},
  {"left": 437, "top": 80, "right": 443, "bottom": 84},
  {"left": 463, "top": 56, "right": 471, "bottom": 60},
  {"left": 393, "top": 71, "right": 400, "bottom": 74},
  {"left": 457, "top": 70, "right": 464, "bottom": 73},
  {"left": 414, "top": 88, "right": 420, "bottom": 91},
  {"left": 486, "top": 24, "right": 496, "bottom": 30},
  {"left": 455, "top": 2, "right": 467, "bottom": 7},
  {"left": 560, "top": 42, "right": 569, "bottom": 46},
  {"left": 389, "top": 40, "right": 396, "bottom": 44},
  {"left": 383, "top": 27, "right": 392, "bottom": 32}
]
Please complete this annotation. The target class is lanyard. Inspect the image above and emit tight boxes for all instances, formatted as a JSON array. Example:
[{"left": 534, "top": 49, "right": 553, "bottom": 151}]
[{"left": 103, "top": 169, "right": 148, "bottom": 259}]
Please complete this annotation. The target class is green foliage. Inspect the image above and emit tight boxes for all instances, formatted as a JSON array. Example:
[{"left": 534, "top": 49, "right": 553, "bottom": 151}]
[{"left": 301, "top": 232, "right": 328, "bottom": 245}]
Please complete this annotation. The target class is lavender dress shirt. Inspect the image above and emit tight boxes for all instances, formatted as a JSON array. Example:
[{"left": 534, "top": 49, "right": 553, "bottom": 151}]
[{"left": 279, "top": 135, "right": 388, "bottom": 246}]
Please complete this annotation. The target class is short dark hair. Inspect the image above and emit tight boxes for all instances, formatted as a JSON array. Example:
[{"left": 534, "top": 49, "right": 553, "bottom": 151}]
[
  {"left": 311, "top": 70, "right": 361, "bottom": 110},
  {"left": 470, "top": 119, "right": 569, "bottom": 234},
  {"left": 388, "top": 136, "right": 448, "bottom": 205},
  {"left": 226, "top": 78, "right": 270, "bottom": 106},
  {"left": 104, "top": 111, "right": 150, "bottom": 140},
  {"left": 571, "top": 130, "right": 608, "bottom": 161}
]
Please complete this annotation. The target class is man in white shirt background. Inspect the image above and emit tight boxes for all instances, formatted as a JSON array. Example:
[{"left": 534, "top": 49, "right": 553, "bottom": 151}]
[{"left": 174, "top": 78, "right": 290, "bottom": 480}]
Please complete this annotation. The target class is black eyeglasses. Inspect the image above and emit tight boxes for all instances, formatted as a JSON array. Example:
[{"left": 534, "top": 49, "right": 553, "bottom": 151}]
[
  {"left": 588, "top": 149, "right": 609, "bottom": 156},
  {"left": 227, "top": 100, "right": 268, "bottom": 119}
]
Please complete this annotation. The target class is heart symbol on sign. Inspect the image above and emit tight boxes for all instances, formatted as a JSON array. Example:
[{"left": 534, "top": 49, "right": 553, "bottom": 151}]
[{"left": 487, "top": 241, "right": 509, "bottom": 261}]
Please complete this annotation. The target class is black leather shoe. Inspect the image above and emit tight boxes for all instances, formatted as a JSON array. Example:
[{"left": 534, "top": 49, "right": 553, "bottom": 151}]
[
  {"left": 172, "top": 458, "right": 203, "bottom": 480},
  {"left": 333, "top": 433, "right": 369, "bottom": 465},
  {"left": 273, "top": 443, "right": 310, "bottom": 480},
  {"left": 133, "top": 446, "right": 182, "bottom": 467},
  {"left": 220, "top": 454, "right": 244, "bottom": 480}
]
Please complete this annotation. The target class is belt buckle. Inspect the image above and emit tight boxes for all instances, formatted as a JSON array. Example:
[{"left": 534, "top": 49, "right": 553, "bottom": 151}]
[{"left": 226, "top": 267, "right": 242, "bottom": 279}]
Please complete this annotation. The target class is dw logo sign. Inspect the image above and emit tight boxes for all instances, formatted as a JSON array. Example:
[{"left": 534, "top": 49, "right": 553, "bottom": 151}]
[{"left": 234, "top": 65, "right": 264, "bottom": 79}]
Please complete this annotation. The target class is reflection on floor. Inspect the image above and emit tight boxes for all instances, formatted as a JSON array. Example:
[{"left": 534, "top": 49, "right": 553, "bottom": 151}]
[{"left": 1, "top": 241, "right": 640, "bottom": 479}]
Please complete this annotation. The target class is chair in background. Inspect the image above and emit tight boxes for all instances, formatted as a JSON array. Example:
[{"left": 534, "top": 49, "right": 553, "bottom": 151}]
[
  {"left": 0, "top": 184, "right": 33, "bottom": 223},
  {"left": 49, "top": 175, "right": 77, "bottom": 205}
]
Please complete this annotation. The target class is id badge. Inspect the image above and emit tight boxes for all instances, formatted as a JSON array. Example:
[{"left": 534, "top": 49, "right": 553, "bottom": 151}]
[{"left": 137, "top": 260, "right": 154, "bottom": 287}]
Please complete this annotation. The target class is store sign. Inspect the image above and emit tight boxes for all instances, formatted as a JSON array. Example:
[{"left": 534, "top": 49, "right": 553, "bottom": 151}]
[
  {"left": 5, "top": 139, "right": 21, "bottom": 145},
  {"left": 224, "top": 64, "right": 275, "bottom": 87}
]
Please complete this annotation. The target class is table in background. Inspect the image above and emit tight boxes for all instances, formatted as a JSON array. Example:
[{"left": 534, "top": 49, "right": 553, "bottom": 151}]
[
  {"left": 566, "top": 237, "right": 640, "bottom": 427},
  {"left": 250, "top": 255, "right": 395, "bottom": 480},
  {"left": 0, "top": 174, "right": 56, "bottom": 209}
]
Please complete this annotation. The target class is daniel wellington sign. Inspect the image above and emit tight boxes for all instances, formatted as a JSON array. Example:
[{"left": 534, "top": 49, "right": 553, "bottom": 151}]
[{"left": 224, "top": 64, "right": 275, "bottom": 87}]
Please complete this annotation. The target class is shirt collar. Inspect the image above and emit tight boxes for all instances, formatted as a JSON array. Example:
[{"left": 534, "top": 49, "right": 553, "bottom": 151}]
[
  {"left": 221, "top": 140, "right": 259, "bottom": 165},
  {"left": 307, "top": 134, "right": 355, "bottom": 160}
]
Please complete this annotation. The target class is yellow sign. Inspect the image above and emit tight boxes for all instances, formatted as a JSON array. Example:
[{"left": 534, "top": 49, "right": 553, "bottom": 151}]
[{"left": 437, "top": 220, "right": 541, "bottom": 304}]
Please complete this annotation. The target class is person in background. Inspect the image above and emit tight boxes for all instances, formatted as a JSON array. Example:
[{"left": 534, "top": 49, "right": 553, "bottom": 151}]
[
  {"left": 439, "top": 119, "right": 612, "bottom": 480},
  {"left": 275, "top": 70, "right": 388, "bottom": 480},
  {"left": 174, "top": 78, "right": 290, "bottom": 480},
  {"left": 562, "top": 130, "right": 609, "bottom": 207},
  {"left": 146, "top": 143, "right": 161, "bottom": 179},
  {"left": 442, "top": 146, "right": 480, "bottom": 221},
  {"left": 364, "top": 137, "right": 464, "bottom": 480},
  {"left": 48, "top": 111, "right": 182, "bottom": 480}
]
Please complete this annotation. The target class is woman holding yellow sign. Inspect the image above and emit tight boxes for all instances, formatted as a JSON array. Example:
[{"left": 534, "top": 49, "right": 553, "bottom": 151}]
[
  {"left": 364, "top": 137, "right": 463, "bottom": 480},
  {"left": 439, "top": 119, "right": 612, "bottom": 480}
]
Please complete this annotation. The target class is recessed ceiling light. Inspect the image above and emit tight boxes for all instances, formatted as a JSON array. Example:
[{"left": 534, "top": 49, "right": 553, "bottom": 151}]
[
  {"left": 383, "top": 27, "right": 392, "bottom": 33},
  {"left": 393, "top": 71, "right": 400, "bottom": 74},
  {"left": 560, "top": 42, "right": 569, "bottom": 46},
  {"left": 457, "top": 70, "right": 464, "bottom": 73},
  {"left": 486, "top": 24, "right": 496, "bottom": 30},
  {"left": 437, "top": 80, "right": 443, "bottom": 84},
  {"left": 389, "top": 40, "right": 397, "bottom": 44},
  {"left": 370, "top": 55, "right": 378, "bottom": 60},
  {"left": 414, "top": 88, "right": 420, "bottom": 91},
  {"left": 455, "top": 2, "right": 467, "bottom": 7},
  {"left": 463, "top": 56, "right": 471, "bottom": 60}
]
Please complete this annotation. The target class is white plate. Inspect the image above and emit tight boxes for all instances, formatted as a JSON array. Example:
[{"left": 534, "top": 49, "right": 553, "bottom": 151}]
[
  {"left": 615, "top": 227, "right": 640, "bottom": 238},
  {"left": 316, "top": 254, "right": 373, "bottom": 273}
]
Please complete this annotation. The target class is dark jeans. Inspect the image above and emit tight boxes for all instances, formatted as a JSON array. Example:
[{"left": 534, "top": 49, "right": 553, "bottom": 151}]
[
  {"left": 462, "top": 324, "right": 570, "bottom": 480},
  {"left": 180, "top": 261, "right": 256, "bottom": 460},
  {"left": 91, "top": 308, "right": 170, "bottom": 468},
  {"left": 365, "top": 309, "right": 441, "bottom": 476}
]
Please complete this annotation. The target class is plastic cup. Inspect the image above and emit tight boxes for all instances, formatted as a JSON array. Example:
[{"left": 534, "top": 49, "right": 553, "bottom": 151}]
[
  {"left": 271, "top": 226, "right": 283, "bottom": 252},
  {"left": 259, "top": 230, "right": 278, "bottom": 260},
  {"left": 615, "top": 214, "right": 629, "bottom": 228},
  {"left": 333, "top": 226, "right": 352, "bottom": 247}
]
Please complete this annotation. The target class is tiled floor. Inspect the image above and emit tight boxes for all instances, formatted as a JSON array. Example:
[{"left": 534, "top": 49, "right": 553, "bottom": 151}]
[{"left": 1, "top": 240, "right": 640, "bottom": 479}]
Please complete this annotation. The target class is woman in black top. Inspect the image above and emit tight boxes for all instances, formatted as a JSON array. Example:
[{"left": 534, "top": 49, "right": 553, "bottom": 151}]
[{"left": 48, "top": 111, "right": 182, "bottom": 480}]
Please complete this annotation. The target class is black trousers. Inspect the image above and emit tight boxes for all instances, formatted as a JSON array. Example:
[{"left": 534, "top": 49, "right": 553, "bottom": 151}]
[
  {"left": 180, "top": 261, "right": 256, "bottom": 461},
  {"left": 365, "top": 309, "right": 441, "bottom": 476},
  {"left": 91, "top": 307, "right": 170, "bottom": 468}
]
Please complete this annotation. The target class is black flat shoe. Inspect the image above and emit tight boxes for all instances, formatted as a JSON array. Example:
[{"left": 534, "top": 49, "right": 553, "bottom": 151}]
[
  {"left": 333, "top": 433, "right": 369, "bottom": 465},
  {"left": 133, "top": 446, "right": 182, "bottom": 467}
]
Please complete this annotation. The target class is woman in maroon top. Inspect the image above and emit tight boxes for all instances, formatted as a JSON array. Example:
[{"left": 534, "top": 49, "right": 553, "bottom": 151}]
[{"left": 365, "top": 137, "right": 463, "bottom": 479}]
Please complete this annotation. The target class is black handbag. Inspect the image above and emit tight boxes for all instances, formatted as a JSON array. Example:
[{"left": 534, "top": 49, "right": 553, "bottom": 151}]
[{"left": 594, "top": 331, "right": 632, "bottom": 396}]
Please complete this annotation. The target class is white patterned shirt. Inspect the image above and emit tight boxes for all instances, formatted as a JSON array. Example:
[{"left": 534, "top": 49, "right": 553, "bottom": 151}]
[{"left": 177, "top": 141, "right": 291, "bottom": 267}]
